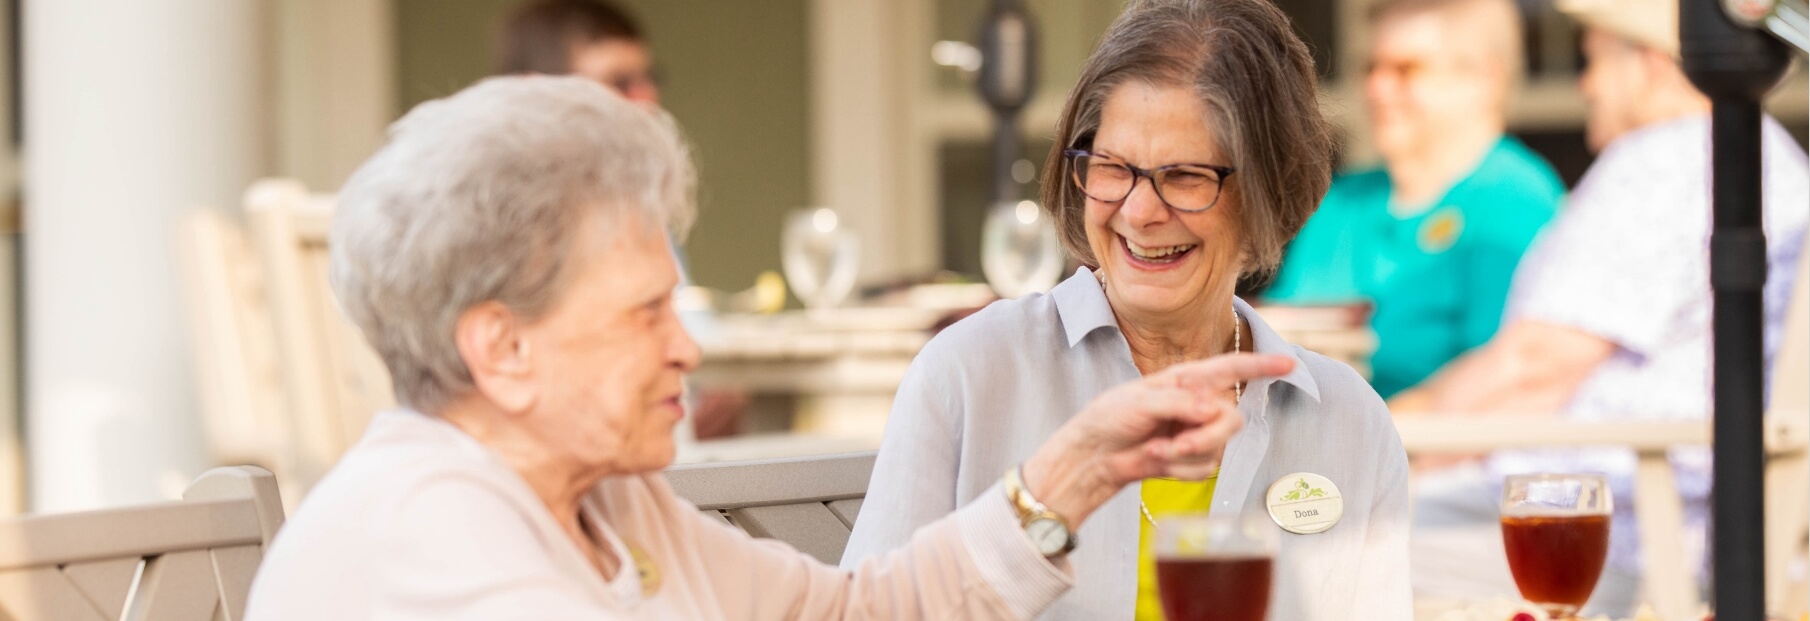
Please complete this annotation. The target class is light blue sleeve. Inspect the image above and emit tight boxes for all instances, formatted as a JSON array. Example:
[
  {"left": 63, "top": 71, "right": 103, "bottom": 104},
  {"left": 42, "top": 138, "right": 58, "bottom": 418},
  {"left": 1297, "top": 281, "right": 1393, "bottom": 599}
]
[{"left": 839, "top": 337, "right": 967, "bottom": 569}]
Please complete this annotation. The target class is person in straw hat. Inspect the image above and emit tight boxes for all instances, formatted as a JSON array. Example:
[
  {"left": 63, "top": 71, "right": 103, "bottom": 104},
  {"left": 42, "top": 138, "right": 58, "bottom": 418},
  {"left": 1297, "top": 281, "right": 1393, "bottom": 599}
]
[{"left": 1393, "top": 0, "right": 1809, "bottom": 615}]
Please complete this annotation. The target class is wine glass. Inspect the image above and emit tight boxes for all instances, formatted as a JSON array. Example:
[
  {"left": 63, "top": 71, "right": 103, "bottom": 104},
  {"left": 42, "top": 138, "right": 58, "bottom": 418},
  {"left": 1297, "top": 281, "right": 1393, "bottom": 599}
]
[
  {"left": 1500, "top": 473, "right": 1613, "bottom": 619},
  {"left": 781, "top": 208, "right": 860, "bottom": 309},
  {"left": 981, "top": 199, "right": 1066, "bottom": 299},
  {"left": 1154, "top": 512, "right": 1276, "bottom": 621}
]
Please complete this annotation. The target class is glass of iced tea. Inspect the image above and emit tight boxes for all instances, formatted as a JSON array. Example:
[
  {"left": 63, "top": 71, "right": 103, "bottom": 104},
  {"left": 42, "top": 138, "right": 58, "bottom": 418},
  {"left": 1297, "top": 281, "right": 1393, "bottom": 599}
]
[
  {"left": 1500, "top": 473, "right": 1613, "bottom": 619},
  {"left": 1154, "top": 513, "right": 1276, "bottom": 621}
]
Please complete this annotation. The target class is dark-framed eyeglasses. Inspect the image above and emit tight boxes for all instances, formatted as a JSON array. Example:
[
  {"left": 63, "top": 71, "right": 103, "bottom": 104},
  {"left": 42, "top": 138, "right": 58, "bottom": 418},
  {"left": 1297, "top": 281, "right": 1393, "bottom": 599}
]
[{"left": 1063, "top": 149, "right": 1236, "bottom": 213}]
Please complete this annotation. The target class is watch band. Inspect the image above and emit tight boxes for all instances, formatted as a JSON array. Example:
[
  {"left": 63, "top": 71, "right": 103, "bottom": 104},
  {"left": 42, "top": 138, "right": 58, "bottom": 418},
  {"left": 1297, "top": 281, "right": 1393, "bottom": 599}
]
[{"left": 1003, "top": 464, "right": 1077, "bottom": 556}]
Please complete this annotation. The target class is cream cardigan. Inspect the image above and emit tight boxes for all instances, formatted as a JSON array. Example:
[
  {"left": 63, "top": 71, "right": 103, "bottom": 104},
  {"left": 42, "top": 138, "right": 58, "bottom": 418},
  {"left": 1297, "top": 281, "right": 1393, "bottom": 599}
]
[{"left": 245, "top": 409, "right": 1073, "bottom": 620}]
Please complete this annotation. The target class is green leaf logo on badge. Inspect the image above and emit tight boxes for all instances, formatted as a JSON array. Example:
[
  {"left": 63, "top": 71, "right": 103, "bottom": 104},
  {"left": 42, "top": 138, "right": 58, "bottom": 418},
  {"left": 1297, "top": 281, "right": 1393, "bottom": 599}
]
[{"left": 1266, "top": 472, "right": 1343, "bottom": 535}]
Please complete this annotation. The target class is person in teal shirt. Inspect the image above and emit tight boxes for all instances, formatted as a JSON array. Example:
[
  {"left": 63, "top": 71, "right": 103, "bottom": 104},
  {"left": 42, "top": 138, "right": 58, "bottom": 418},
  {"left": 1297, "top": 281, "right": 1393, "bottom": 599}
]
[{"left": 1265, "top": 0, "right": 1563, "bottom": 398}]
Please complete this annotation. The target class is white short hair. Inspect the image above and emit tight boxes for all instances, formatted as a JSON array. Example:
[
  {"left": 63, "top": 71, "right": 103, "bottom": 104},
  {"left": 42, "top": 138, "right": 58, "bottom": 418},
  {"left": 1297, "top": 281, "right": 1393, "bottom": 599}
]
[{"left": 330, "top": 75, "right": 695, "bottom": 412}]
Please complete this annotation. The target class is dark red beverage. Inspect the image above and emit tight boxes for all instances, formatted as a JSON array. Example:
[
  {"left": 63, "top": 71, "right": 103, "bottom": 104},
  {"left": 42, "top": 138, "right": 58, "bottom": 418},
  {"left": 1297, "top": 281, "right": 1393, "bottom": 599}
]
[
  {"left": 1501, "top": 514, "right": 1610, "bottom": 614},
  {"left": 1156, "top": 555, "right": 1272, "bottom": 621}
]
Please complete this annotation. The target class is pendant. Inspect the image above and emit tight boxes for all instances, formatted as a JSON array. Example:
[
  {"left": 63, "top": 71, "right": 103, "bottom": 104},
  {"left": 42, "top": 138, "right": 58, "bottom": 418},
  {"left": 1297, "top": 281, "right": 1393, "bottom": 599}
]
[{"left": 627, "top": 538, "right": 661, "bottom": 597}]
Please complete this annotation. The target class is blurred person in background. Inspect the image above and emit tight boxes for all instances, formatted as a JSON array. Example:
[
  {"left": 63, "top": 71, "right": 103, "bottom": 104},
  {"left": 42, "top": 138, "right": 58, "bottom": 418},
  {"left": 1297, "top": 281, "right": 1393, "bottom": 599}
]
[
  {"left": 497, "top": 0, "right": 659, "bottom": 108},
  {"left": 843, "top": 1, "right": 1412, "bottom": 619},
  {"left": 1392, "top": 0, "right": 1810, "bottom": 613},
  {"left": 246, "top": 75, "right": 1294, "bottom": 620},
  {"left": 497, "top": 0, "right": 747, "bottom": 440},
  {"left": 1265, "top": 0, "right": 1564, "bottom": 399}
]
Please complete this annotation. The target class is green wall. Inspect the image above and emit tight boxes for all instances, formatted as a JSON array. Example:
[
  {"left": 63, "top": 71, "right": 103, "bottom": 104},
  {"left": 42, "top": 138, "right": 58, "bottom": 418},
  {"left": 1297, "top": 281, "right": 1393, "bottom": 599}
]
[{"left": 395, "top": 0, "right": 811, "bottom": 291}]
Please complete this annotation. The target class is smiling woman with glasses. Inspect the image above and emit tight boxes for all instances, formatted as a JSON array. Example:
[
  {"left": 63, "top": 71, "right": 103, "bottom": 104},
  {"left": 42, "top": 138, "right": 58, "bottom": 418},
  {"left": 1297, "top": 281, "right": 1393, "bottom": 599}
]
[{"left": 841, "top": 1, "right": 1412, "bottom": 620}]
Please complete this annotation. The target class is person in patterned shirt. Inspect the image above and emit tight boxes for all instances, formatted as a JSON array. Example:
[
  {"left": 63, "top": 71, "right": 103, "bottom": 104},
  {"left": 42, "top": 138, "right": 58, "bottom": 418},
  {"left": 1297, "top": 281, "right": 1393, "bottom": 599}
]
[{"left": 1391, "top": 0, "right": 1810, "bottom": 615}]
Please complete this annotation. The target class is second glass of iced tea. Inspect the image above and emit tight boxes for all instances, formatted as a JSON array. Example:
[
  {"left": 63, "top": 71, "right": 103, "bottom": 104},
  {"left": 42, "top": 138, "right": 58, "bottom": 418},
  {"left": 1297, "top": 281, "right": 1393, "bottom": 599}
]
[{"left": 1500, "top": 473, "right": 1613, "bottom": 619}]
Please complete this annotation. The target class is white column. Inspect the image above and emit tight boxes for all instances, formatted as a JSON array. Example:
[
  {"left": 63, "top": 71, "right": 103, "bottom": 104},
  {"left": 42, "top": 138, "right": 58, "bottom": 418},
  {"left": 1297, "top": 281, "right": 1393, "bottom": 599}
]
[
  {"left": 25, "top": 0, "right": 272, "bottom": 512},
  {"left": 810, "top": 0, "right": 938, "bottom": 283}
]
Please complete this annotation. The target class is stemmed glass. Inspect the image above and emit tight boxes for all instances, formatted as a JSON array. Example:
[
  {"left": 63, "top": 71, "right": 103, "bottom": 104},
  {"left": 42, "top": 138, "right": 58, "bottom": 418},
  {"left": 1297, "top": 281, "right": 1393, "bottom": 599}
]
[
  {"left": 1153, "top": 512, "right": 1276, "bottom": 621},
  {"left": 980, "top": 199, "right": 1065, "bottom": 299},
  {"left": 781, "top": 208, "right": 860, "bottom": 309},
  {"left": 1500, "top": 474, "right": 1613, "bottom": 619}
]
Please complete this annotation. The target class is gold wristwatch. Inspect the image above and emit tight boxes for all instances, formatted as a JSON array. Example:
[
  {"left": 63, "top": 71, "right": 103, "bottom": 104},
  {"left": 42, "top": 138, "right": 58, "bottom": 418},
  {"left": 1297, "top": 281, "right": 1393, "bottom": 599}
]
[{"left": 1003, "top": 464, "right": 1077, "bottom": 558}]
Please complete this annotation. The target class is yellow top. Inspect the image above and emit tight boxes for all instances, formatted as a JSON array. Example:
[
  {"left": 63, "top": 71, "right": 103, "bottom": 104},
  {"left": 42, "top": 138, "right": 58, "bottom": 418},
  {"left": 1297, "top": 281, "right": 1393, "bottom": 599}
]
[{"left": 1134, "top": 476, "right": 1218, "bottom": 621}]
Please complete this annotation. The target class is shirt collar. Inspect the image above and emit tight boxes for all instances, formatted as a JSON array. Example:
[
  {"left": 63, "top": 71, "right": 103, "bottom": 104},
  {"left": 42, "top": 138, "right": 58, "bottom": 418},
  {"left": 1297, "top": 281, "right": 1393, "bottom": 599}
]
[
  {"left": 1051, "top": 267, "right": 1117, "bottom": 348},
  {"left": 1050, "top": 267, "right": 1321, "bottom": 402},
  {"left": 1234, "top": 296, "right": 1321, "bottom": 402}
]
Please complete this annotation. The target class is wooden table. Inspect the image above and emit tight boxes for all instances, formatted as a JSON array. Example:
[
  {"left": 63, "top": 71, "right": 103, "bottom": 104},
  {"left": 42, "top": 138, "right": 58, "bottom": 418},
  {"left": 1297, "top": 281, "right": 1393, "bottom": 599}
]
[
  {"left": 690, "top": 304, "right": 1376, "bottom": 438},
  {"left": 691, "top": 307, "right": 937, "bottom": 443}
]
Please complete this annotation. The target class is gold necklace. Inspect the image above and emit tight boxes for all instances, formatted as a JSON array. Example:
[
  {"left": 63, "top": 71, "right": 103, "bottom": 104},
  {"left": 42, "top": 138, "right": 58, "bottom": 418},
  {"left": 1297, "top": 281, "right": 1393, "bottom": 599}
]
[
  {"left": 1096, "top": 274, "right": 1242, "bottom": 527},
  {"left": 1136, "top": 303, "right": 1239, "bottom": 527},
  {"left": 580, "top": 511, "right": 661, "bottom": 597},
  {"left": 626, "top": 538, "right": 661, "bottom": 598}
]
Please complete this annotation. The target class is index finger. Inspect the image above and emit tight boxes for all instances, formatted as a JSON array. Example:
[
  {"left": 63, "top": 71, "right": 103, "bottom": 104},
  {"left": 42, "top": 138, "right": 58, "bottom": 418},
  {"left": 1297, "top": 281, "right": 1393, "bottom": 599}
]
[{"left": 1154, "top": 353, "right": 1295, "bottom": 394}]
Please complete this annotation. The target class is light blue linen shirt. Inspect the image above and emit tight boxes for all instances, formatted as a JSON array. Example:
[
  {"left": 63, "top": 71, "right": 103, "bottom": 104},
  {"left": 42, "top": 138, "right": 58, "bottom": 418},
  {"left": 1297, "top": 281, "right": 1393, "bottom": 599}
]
[{"left": 841, "top": 267, "right": 1412, "bottom": 621}]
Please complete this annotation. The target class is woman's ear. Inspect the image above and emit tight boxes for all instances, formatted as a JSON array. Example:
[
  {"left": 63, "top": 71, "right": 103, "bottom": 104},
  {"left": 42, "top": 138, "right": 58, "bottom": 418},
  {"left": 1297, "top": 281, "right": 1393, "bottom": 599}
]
[{"left": 455, "top": 301, "right": 539, "bottom": 414}]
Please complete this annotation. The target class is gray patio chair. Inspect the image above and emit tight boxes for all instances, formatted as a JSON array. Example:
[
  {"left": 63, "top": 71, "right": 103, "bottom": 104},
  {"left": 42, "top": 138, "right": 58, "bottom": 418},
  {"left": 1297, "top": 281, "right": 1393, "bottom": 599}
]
[
  {"left": 667, "top": 451, "right": 875, "bottom": 564},
  {"left": 0, "top": 465, "right": 284, "bottom": 621}
]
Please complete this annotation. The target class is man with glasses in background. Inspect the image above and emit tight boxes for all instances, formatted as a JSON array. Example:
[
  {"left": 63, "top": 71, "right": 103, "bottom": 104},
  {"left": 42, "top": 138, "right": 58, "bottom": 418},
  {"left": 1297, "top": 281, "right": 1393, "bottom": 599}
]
[
  {"left": 497, "top": 0, "right": 660, "bottom": 109},
  {"left": 1266, "top": 0, "right": 1564, "bottom": 400}
]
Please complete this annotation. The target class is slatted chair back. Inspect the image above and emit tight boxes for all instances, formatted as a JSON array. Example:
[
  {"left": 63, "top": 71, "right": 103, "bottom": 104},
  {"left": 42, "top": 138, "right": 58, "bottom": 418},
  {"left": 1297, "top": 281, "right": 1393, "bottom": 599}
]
[
  {"left": 0, "top": 466, "right": 284, "bottom": 621},
  {"left": 177, "top": 209, "right": 293, "bottom": 492},
  {"left": 666, "top": 452, "right": 876, "bottom": 564},
  {"left": 245, "top": 179, "right": 395, "bottom": 489}
]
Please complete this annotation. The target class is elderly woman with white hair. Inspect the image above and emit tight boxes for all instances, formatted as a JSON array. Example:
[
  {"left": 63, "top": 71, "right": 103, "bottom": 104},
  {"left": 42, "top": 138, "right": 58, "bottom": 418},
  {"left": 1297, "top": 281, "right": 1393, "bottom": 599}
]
[{"left": 242, "top": 75, "right": 1291, "bottom": 620}]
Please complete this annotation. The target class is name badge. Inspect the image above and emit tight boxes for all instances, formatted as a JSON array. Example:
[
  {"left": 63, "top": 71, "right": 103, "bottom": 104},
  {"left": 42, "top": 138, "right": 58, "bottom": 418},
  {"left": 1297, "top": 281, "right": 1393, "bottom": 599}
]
[{"left": 1265, "top": 472, "right": 1344, "bottom": 534}]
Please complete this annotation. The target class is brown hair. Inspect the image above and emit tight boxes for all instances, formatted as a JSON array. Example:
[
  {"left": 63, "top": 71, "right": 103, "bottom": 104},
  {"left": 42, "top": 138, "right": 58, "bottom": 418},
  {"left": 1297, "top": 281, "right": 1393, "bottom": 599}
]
[
  {"left": 1039, "top": 0, "right": 1333, "bottom": 277},
  {"left": 495, "top": 0, "right": 644, "bottom": 75}
]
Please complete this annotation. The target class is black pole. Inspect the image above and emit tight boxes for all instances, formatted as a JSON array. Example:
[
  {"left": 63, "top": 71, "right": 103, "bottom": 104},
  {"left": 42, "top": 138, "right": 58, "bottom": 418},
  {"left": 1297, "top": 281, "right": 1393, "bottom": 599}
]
[
  {"left": 990, "top": 102, "right": 1023, "bottom": 205},
  {"left": 975, "top": 0, "right": 1038, "bottom": 206},
  {"left": 1679, "top": 0, "right": 1792, "bottom": 617},
  {"left": 1709, "top": 98, "right": 1770, "bottom": 620}
]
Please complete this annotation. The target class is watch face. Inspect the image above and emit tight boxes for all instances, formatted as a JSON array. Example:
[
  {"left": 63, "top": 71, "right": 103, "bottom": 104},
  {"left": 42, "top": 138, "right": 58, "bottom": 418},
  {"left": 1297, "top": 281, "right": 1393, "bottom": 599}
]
[{"left": 1025, "top": 517, "right": 1069, "bottom": 556}]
